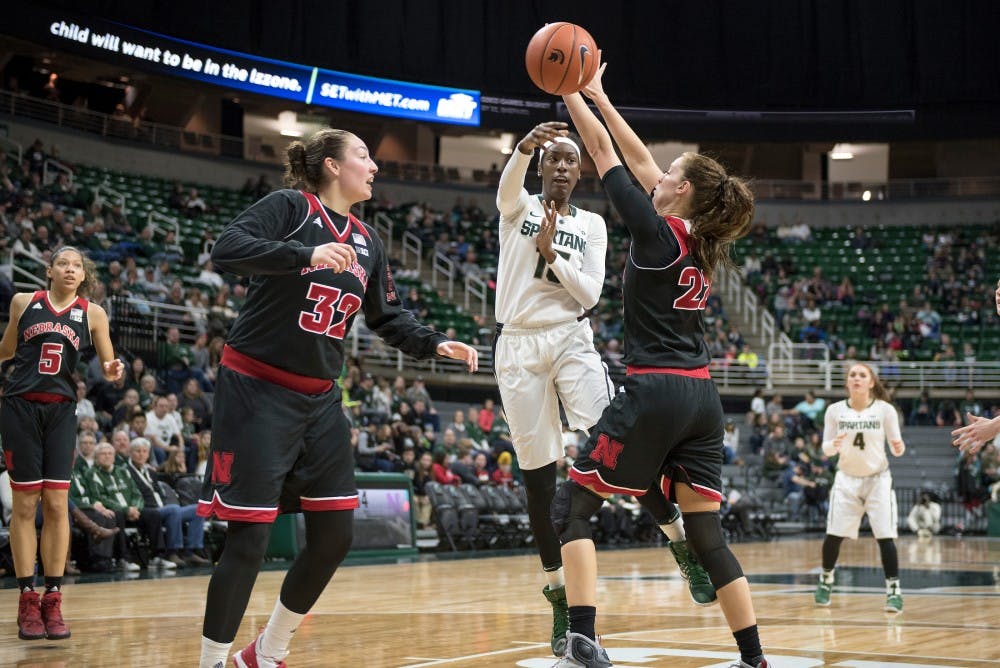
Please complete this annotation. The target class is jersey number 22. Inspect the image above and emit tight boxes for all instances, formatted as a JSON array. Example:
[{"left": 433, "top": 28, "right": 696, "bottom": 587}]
[{"left": 673, "top": 267, "right": 710, "bottom": 310}]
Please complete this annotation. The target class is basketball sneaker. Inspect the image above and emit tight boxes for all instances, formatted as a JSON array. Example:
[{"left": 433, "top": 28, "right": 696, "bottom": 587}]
[
  {"left": 885, "top": 581, "right": 903, "bottom": 613},
  {"left": 814, "top": 577, "right": 833, "bottom": 606},
  {"left": 669, "top": 540, "right": 718, "bottom": 606},
  {"left": 552, "top": 632, "right": 613, "bottom": 668},
  {"left": 542, "top": 584, "right": 570, "bottom": 656},
  {"left": 17, "top": 590, "right": 45, "bottom": 640},
  {"left": 728, "top": 658, "right": 769, "bottom": 667},
  {"left": 232, "top": 632, "right": 287, "bottom": 668},
  {"left": 40, "top": 590, "right": 71, "bottom": 639}
]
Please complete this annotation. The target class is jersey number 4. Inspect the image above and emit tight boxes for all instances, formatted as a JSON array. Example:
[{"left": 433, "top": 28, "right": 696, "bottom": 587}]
[
  {"left": 852, "top": 432, "right": 865, "bottom": 449},
  {"left": 299, "top": 283, "right": 363, "bottom": 340},
  {"left": 38, "top": 342, "right": 64, "bottom": 375},
  {"left": 673, "top": 266, "right": 710, "bottom": 310}
]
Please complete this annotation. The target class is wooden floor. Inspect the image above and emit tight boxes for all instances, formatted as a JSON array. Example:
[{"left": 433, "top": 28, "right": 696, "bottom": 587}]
[{"left": 1, "top": 536, "right": 998, "bottom": 667}]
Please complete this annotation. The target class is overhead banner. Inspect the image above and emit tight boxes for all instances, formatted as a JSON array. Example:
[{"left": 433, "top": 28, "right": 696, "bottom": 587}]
[{"left": 5, "top": 2, "right": 480, "bottom": 126}]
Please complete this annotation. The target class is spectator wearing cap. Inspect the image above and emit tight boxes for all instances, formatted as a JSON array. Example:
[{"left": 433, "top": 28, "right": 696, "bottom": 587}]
[{"left": 491, "top": 451, "right": 515, "bottom": 487}]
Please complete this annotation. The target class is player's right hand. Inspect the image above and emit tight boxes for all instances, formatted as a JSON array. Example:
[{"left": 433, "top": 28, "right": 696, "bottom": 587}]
[
  {"left": 310, "top": 242, "right": 357, "bottom": 272},
  {"left": 581, "top": 51, "right": 608, "bottom": 101},
  {"left": 518, "top": 122, "right": 568, "bottom": 155},
  {"left": 831, "top": 432, "right": 849, "bottom": 452}
]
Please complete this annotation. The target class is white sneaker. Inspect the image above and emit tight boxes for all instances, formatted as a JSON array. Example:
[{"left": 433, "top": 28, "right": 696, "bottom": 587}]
[
  {"left": 121, "top": 561, "right": 141, "bottom": 572},
  {"left": 151, "top": 556, "right": 177, "bottom": 570}
]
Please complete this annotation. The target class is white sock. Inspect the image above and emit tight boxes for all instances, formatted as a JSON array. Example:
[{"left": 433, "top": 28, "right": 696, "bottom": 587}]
[
  {"left": 886, "top": 578, "right": 901, "bottom": 595},
  {"left": 259, "top": 599, "right": 304, "bottom": 661},
  {"left": 199, "top": 637, "right": 232, "bottom": 668},
  {"left": 821, "top": 568, "right": 835, "bottom": 585},
  {"left": 544, "top": 567, "right": 565, "bottom": 590},
  {"left": 659, "top": 518, "right": 685, "bottom": 543}
]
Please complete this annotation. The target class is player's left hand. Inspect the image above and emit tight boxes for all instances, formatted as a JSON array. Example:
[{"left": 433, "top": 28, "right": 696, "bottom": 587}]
[
  {"left": 951, "top": 413, "right": 1000, "bottom": 455},
  {"left": 581, "top": 51, "right": 608, "bottom": 101},
  {"left": 102, "top": 358, "right": 125, "bottom": 381},
  {"left": 536, "top": 199, "right": 558, "bottom": 263},
  {"left": 889, "top": 439, "right": 905, "bottom": 457},
  {"left": 436, "top": 341, "right": 479, "bottom": 373}
]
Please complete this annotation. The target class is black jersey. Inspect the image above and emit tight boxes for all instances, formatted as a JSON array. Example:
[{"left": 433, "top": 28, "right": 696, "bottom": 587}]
[
  {"left": 602, "top": 166, "right": 710, "bottom": 369},
  {"left": 5, "top": 290, "right": 91, "bottom": 399},
  {"left": 213, "top": 189, "right": 446, "bottom": 381}
]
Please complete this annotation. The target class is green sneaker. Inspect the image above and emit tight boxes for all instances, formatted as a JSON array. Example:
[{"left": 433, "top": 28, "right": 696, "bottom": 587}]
[
  {"left": 814, "top": 579, "right": 833, "bottom": 606},
  {"left": 668, "top": 540, "right": 718, "bottom": 606},
  {"left": 542, "top": 585, "right": 570, "bottom": 656},
  {"left": 885, "top": 581, "right": 903, "bottom": 613}
]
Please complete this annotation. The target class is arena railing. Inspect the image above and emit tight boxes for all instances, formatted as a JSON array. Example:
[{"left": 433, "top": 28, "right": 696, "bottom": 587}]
[
  {"left": 464, "top": 273, "right": 489, "bottom": 318},
  {"left": 0, "top": 135, "right": 23, "bottom": 164},
  {"left": 7, "top": 90, "right": 1000, "bottom": 200},
  {"left": 431, "top": 251, "right": 457, "bottom": 299},
  {"left": 8, "top": 248, "right": 47, "bottom": 291}
]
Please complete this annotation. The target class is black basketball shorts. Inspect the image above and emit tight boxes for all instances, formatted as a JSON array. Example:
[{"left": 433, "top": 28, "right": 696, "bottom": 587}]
[
  {"left": 570, "top": 368, "right": 725, "bottom": 503},
  {"left": 197, "top": 358, "right": 358, "bottom": 523},
  {"left": 1, "top": 395, "right": 77, "bottom": 492}
]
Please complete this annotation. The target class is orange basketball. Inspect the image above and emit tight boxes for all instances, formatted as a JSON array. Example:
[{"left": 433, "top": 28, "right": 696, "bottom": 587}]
[{"left": 525, "top": 22, "right": 599, "bottom": 95}]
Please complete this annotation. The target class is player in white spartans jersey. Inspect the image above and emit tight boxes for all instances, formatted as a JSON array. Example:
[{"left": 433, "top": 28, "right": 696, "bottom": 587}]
[
  {"left": 494, "top": 122, "right": 714, "bottom": 656},
  {"left": 814, "top": 362, "right": 906, "bottom": 613}
]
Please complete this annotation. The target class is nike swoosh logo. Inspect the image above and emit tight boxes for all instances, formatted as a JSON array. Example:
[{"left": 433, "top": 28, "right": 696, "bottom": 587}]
[
  {"left": 578, "top": 45, "right": 591, "bottom": 84},
  {"left": 528, "top": 212, "right": 541, "bottom": 217}
]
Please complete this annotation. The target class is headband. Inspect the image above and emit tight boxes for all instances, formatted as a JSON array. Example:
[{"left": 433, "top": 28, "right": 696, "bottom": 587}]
[{"left": 540, "top": 136, "right": 581, "bottom": 157}]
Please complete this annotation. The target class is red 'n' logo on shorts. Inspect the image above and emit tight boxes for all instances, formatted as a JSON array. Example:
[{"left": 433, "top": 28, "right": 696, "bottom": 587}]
[
  {"left": 211, "top": 452, "right": 234, "bottom": 485},
  {"left": 589, "top": 434, "right": 624, "bottom": 470}
]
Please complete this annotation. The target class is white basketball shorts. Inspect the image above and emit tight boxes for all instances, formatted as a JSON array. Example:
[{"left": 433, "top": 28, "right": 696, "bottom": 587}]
[{"left": 826, "top": 469, "right": 898, "bottom": 540}]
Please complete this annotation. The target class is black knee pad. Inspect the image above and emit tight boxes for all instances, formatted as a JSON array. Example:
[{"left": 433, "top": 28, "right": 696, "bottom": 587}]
[
  {"left": 683, "top": 511, "right": 744, "bottom": 589},
  {"left": 551, "top": 481, "right": 604, "bottom": 545}
]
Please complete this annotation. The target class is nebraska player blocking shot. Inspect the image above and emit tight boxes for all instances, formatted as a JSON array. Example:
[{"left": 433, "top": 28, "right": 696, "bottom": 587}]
[
  {"left": 815, "top": 362, "right": 906, "bottom": 613},
  {"left": 196, "top": 128, "right": 477, "bottom": 668},
  {"left": 0, "top": 246, "right": 124, "bottom": 641},
  {"left": 494, "top": 122, "right": 713, "bottom": 656}
]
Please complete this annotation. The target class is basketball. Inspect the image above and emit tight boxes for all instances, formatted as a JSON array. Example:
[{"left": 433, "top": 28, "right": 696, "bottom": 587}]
[{"left": 525, "top": 22, "right": 599, "bottom": 95}]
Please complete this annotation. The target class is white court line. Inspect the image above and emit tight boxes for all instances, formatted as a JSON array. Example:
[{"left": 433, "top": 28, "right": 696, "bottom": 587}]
[
  {"left": 604, "top": 631, "right": 1000, "bottom": 664},
  {"left": 397, "top": 643, "right": 548, "bottom": 668}
]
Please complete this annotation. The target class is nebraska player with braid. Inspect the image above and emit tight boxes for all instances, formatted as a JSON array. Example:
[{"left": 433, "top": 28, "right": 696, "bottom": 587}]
[
  {"left": 196, "top": 128, "right": 477, "bottom": 668},
  {"left": 0, "top": 246, "right": 124, "bottom": 641},
  {"left": 815, "top": 362, "right": 906, "bottom": 612}
]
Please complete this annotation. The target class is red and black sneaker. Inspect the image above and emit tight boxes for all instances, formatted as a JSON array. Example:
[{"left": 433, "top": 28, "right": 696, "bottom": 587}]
[
  {"left": 40, "top": 590, "right": 71, "bottom": 639},
  {"left": 232, "top": 632, "right": 288, "bottom": 668},
  {"left": 17, "top": 590, "right": 46, "bottom": 640}
]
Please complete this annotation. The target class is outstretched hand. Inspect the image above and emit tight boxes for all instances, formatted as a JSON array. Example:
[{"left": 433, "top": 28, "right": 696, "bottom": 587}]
[
  {"left": 436, "top": 341, "right": 479, "bottom": 373},
  {"left": 581, "top": 51, "right": 607, "bottom": 101},
  {"left": 517, "top": 122, "right": 568, "bottom": 155},
  {"left": 535, "top": 199, "right": 558, "bottom": 263},
  {"left": 951, "top": 412, "right": 1000, "bottom": 455}
]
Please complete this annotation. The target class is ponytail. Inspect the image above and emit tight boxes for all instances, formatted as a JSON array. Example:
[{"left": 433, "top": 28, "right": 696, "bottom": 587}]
[{"left": 679, "top": 153, "right": 755, "bottom": 283}]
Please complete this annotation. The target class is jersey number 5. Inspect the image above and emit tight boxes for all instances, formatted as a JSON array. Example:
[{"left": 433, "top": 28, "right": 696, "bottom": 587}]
[
  {"left": 38, "top": 342, "right": 64, "bottom": 375},
  {"left": 673, "top": 266, "right": 710, "bottom": 310},
  {"left": 299, "top": 283, "right": 363, "bottom": 340}
]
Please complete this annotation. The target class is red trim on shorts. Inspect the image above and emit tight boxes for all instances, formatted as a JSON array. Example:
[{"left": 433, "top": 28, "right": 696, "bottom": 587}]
[
  {"left": 221, "top": 345, "right": 333, "bottom": 395},
  {"left": 42, "top": 480, "right": 70, "bottom": 491},
  {"left": 20, "top": 392, "right": 73, "bottom": 403},
  {"left": 626, "top": 365, "right": 711, "bottom": 379},
  {"left": 661, "top": 469, "right": 724, "bottom": 503},
  {"left": 197, "top": 493, "right": 279, "bottom": 523},
  {"left": 300, "top": 495, "right": 359, "bottom": 511},
  {"left": 569, "top": 467, "right": 648, "bottom": 496},
  {"left": 10, "top": 480, "right": 44, "bottom": 492}
]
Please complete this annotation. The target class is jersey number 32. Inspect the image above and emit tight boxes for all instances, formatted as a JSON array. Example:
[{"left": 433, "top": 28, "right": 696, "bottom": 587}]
[{"left": 299, "top": 282, "right": 363, "bottom": 340}]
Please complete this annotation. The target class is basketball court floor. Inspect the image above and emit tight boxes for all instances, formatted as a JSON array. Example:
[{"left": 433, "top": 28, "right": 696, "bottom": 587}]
[{"left": 1, "top": 536, "right": 997, "bottom": 667}]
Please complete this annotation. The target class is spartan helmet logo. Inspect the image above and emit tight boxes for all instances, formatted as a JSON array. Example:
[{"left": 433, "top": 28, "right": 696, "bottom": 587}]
[{"left": 548, "top": 48, "right": 565, "bottom": 64}]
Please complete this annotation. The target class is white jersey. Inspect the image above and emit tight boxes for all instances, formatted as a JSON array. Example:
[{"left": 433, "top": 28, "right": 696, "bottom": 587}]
[
  {"left": 494, "top": 150, "right": 607, "bottom": 327},
  {"left": 822, "top": 398, "right": 902, "bottom": 477}
]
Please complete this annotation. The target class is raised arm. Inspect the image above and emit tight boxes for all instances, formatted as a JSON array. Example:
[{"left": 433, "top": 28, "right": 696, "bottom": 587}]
[
  {"left": 561, "top": 93, "right": 621, "bottom": 178},
  {"left": 581, "top": 60, "right": 662, "bottom": 193}
]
